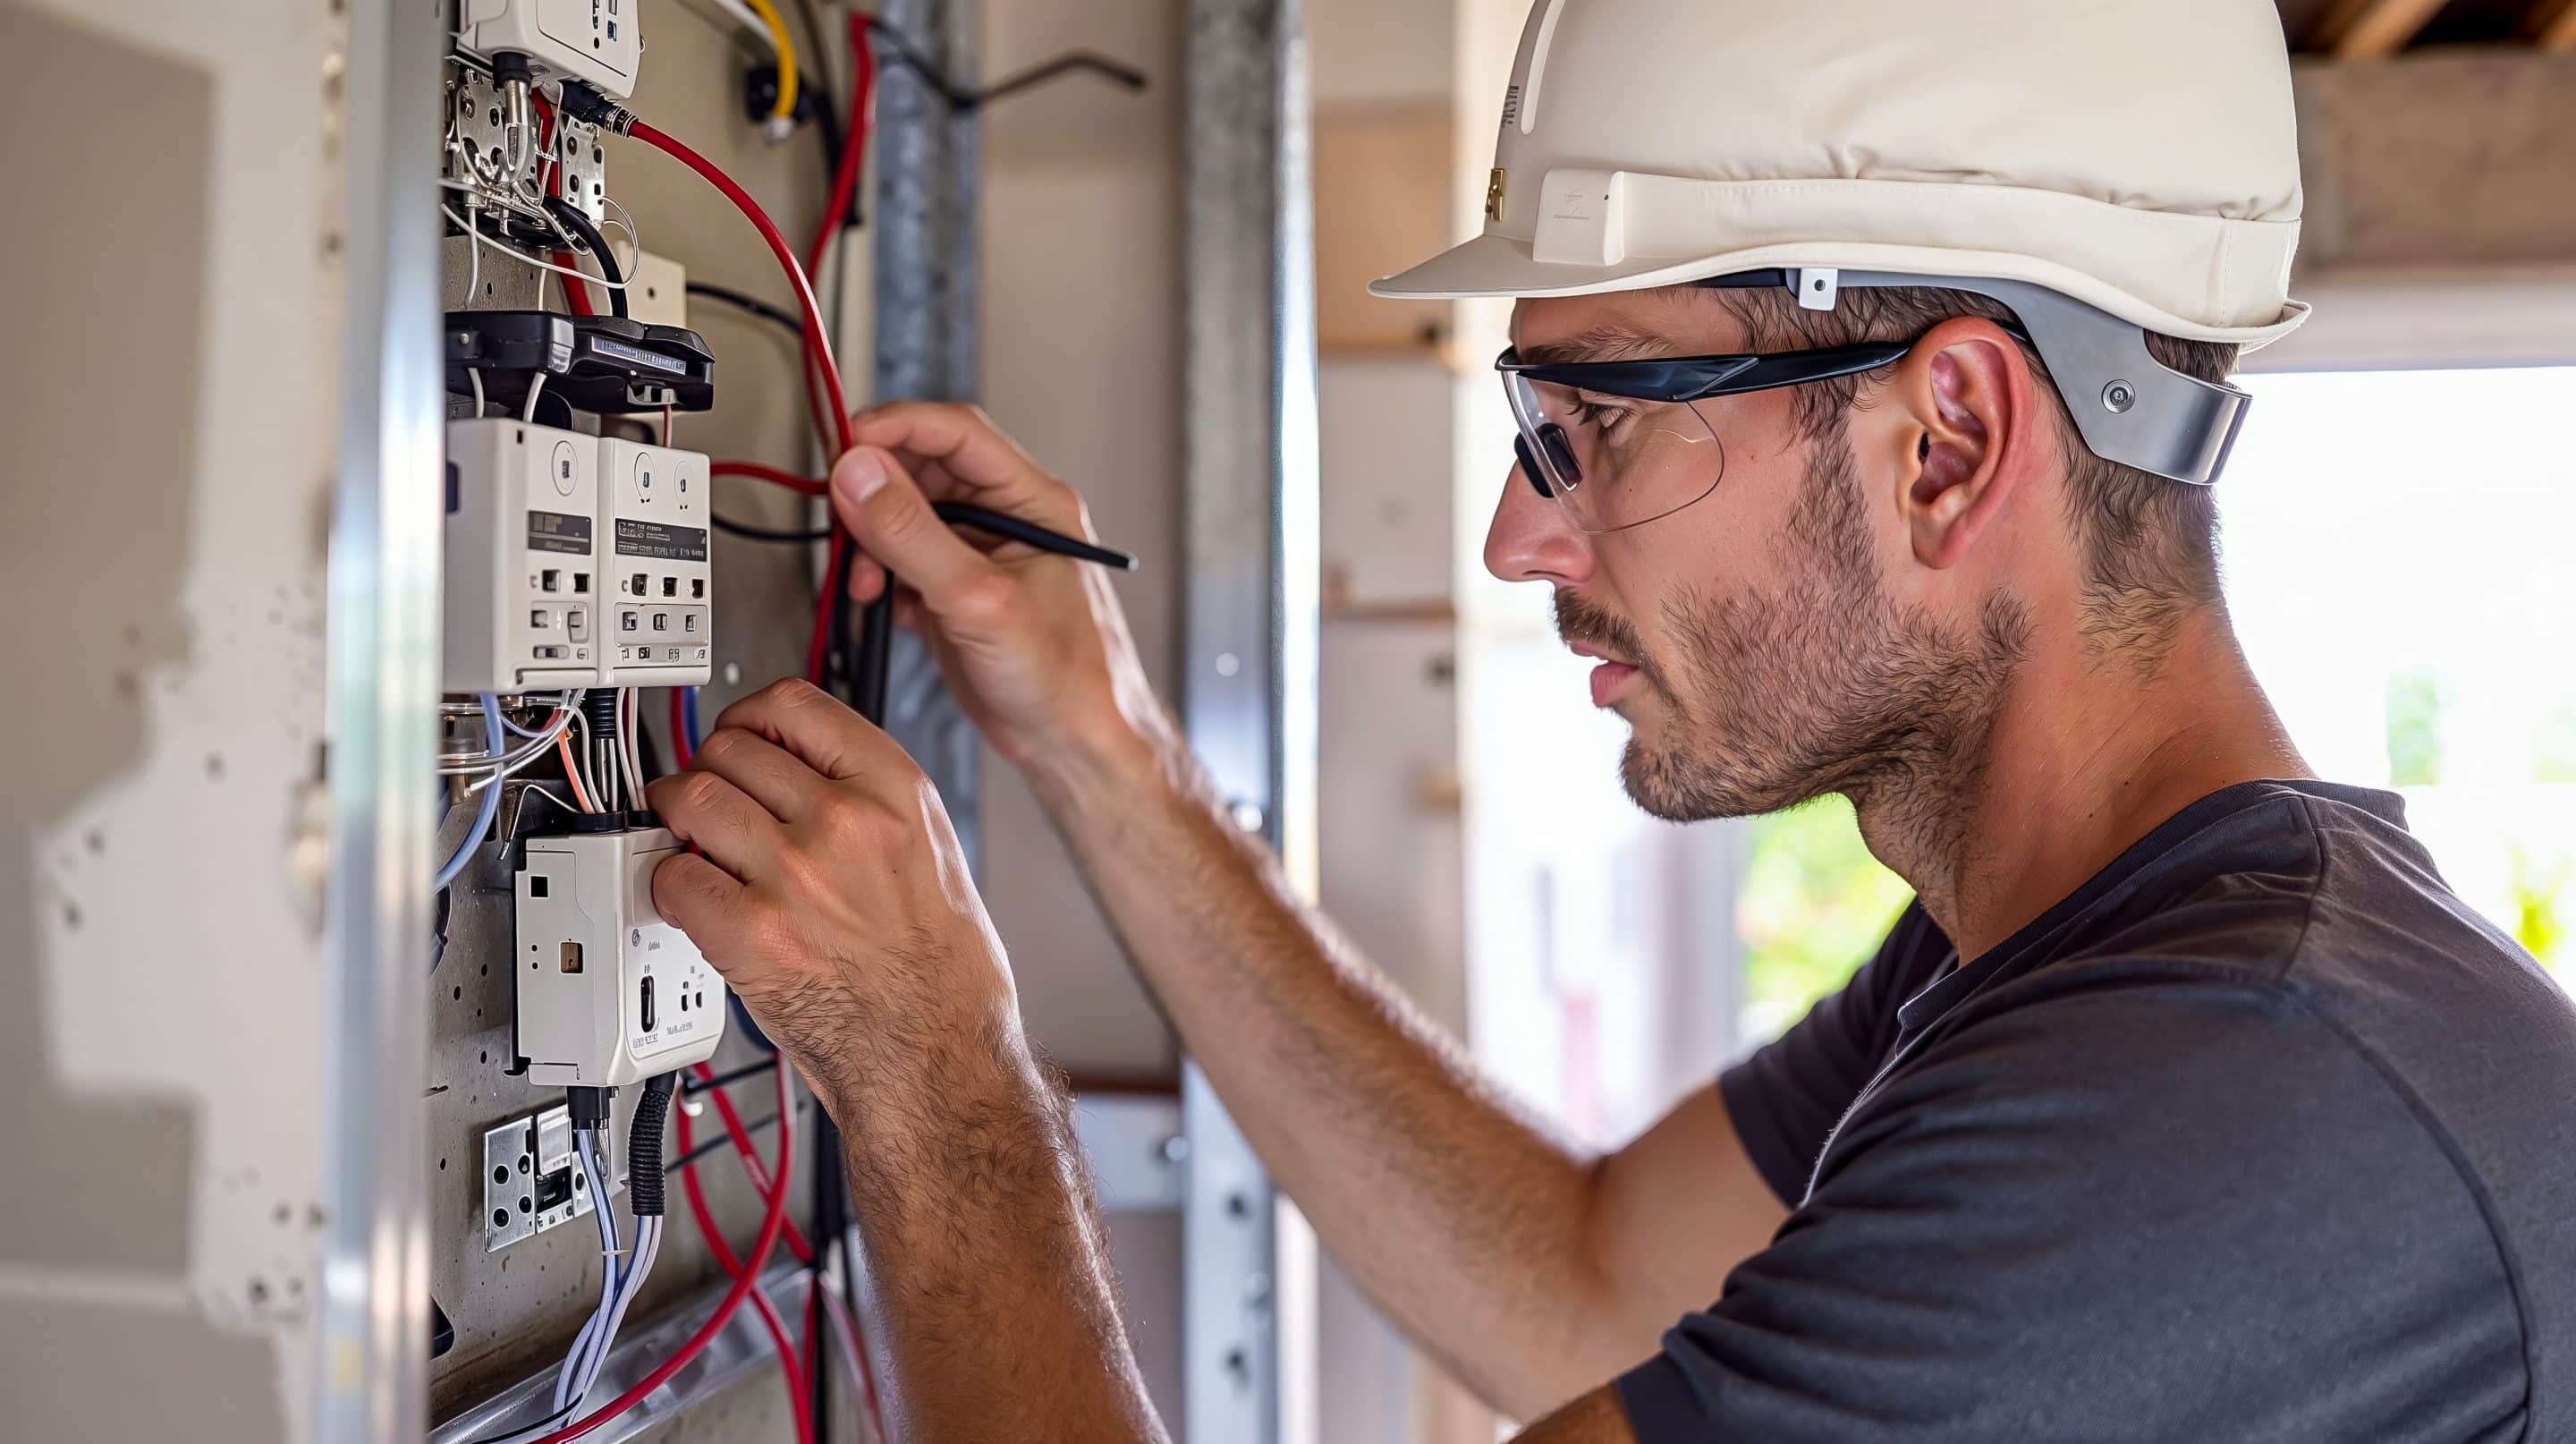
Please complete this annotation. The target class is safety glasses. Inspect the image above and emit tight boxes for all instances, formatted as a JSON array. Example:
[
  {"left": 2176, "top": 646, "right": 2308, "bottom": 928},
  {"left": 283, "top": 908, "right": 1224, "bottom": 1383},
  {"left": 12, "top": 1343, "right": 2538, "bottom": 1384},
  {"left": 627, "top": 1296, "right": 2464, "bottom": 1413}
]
[{"left": 1498, "top": 340, "right": 1911, "bottom": 533}]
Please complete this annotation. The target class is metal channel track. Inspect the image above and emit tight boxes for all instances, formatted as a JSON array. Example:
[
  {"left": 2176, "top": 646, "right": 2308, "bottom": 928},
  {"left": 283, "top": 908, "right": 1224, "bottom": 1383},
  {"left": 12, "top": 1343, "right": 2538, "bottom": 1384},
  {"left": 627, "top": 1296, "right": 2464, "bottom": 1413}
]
[
  {"left": 1181, "top": 0, "right": 1320, "bottom": 1440},
  {"left": 428, "top": 1265, "right": 815, "bottom": 1443}
]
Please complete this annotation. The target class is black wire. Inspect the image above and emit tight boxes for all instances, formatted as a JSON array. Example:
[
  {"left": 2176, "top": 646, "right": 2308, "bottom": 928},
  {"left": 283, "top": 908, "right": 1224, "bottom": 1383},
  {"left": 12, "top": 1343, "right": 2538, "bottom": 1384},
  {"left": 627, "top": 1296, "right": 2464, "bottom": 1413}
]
[
  {"left": 686, "top": 281, "right": 804, "bottom": 339},
  {"left": 543, "top": 196, "right": 629, "bottom": 320},
  {"left": 863, "top": 16, "right": 1148, "bottom": 110},
  {"left": 668, "top": 1106, "right": 793, "bottom": 1173},
  {"left": 714, "top": 513, "right": 832, "bottom": 544},
  {"left": 682, "top": 1057, "right": 779, "bottom": 1094}
]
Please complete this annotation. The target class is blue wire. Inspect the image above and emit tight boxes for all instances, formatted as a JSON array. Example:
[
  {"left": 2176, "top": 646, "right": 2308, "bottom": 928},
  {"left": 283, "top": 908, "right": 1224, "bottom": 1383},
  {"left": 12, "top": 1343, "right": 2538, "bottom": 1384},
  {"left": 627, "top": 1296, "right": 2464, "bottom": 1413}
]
[
  {"left": 433, "top": 694, "right": 505, "bottom": 892},
  {"left": 681, "top": 686, "right": 700, "bottom": 752}
]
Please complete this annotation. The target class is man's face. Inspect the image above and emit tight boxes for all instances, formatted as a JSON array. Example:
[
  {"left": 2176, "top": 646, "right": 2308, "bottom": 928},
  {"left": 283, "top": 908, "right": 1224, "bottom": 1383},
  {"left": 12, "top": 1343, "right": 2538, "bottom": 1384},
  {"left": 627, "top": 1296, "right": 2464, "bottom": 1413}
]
[{"left": 1485, "top": 289, "right": 2024, "bottom": 822}]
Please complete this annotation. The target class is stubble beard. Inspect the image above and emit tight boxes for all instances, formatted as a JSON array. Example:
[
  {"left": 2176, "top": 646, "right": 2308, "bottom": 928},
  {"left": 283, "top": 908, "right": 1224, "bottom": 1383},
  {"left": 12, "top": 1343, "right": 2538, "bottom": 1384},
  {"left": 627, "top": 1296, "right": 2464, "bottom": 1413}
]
[{"left": 1575, "top": 429, "right": 2031, "bottom": 841}]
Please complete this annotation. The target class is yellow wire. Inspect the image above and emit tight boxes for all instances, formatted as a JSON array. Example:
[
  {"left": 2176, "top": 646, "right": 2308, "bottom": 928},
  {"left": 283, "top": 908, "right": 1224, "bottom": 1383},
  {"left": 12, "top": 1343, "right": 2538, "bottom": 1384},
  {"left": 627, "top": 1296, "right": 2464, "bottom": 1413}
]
[{"left": 741, "top": 0, "right": 798, "bottom": 125}]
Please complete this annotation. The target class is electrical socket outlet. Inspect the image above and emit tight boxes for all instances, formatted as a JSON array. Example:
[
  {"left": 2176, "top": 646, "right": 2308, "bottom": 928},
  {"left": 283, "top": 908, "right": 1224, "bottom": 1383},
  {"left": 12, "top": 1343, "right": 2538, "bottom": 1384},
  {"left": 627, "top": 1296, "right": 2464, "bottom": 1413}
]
[
  {"left": 444, "top": 418, "right": 603, "bottom": 692},
  {"left": 597, "top": 437, "right": 713, "bottom": 685},
  {"left": 514, "top": 826, "right": 728, "bottom": 1087},
  {"left": 455, "top": 0, "right": 641, "bottom": 100}
]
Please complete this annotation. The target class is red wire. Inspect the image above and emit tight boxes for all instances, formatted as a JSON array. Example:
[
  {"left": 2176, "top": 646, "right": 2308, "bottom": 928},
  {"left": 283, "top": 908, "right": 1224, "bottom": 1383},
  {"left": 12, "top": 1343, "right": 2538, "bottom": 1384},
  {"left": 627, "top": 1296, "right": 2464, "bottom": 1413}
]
[
  {"left": 805, "top": 27, "right": 869, "bottom": 282},
  {"left": 629, "top": 122, "right": 852, "bottom": 446},
  {"left": 523, "top": 1063, "right": 797, "bottom": 1443},
  {"left": 714, "top": 460, "right": 827, "bottom": 496},
  {"left": 677, "top": 1104, "right": 817, "bottom": 1444},
  {"left": 667, "top": 688, "right": 695, "bottom": 769},
  {"left": 694, "top": 1064, "right": 817, "bottom": 1261}
]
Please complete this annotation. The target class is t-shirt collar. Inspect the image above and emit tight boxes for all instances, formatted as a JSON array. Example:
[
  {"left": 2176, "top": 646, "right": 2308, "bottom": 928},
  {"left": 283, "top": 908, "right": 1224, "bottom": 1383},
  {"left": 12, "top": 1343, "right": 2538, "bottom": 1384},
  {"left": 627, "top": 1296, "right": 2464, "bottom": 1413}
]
[{"left": 1892, "top": 778, "right": 2406, "bottom": 1035}]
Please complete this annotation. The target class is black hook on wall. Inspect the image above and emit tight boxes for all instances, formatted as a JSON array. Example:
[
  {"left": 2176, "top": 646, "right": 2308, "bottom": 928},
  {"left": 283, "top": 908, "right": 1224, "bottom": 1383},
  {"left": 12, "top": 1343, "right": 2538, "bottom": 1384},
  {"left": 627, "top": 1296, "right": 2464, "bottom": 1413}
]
[{"left": 864, "top": 17, "right": 1150, "bottom": 111}]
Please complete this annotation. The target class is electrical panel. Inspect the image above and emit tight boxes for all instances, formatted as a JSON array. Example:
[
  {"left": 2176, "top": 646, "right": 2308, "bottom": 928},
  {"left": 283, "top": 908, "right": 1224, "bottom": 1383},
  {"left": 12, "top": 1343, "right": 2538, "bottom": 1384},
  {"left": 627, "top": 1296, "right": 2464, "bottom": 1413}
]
[
  {"left": 444, "top": 418, "right": 602, "bottom": 692},
  {"left": 455, "top": 0, "right": 640, "bottom": 99},
  {"left": 598, "top": 438, "right": 715, "bottom": 686},
  {"left": 514, "top": 826, "right": 729, "bottom": 1087}
]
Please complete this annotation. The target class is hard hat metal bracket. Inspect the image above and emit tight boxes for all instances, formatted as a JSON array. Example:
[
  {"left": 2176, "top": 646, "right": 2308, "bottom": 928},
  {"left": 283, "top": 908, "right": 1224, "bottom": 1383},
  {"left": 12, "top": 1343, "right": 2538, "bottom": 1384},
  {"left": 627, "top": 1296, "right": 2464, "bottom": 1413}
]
[{"left": 1832, "top": 270, "right": 2250, "bottom": 488}]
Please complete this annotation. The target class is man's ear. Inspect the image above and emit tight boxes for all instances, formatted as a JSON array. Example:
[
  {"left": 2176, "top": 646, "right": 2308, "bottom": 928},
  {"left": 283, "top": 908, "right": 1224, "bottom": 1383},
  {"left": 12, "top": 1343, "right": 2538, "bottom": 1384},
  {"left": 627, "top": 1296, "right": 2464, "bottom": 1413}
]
[{"left": 1887, "top": 317, "right": 2038, "bottom": 571}]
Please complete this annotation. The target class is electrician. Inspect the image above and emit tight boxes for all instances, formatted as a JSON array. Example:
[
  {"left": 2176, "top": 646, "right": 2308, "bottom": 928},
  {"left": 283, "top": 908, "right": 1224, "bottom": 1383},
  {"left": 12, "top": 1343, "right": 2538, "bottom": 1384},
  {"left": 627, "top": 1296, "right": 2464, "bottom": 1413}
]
[{"left": 646, "top": 0, "right": 2576, "bottom": 1438}]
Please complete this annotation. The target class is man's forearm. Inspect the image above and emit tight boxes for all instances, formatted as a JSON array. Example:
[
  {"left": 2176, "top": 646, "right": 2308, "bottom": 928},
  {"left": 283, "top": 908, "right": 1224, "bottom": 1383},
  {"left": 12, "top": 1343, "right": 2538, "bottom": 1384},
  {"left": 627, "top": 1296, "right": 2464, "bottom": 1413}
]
[
  {"left": 809, "top": 1008, "right": 1165, "bottom": 1444},
  {"left": 1027, "top": 718, "right": 1640, "bottom": 1416}
]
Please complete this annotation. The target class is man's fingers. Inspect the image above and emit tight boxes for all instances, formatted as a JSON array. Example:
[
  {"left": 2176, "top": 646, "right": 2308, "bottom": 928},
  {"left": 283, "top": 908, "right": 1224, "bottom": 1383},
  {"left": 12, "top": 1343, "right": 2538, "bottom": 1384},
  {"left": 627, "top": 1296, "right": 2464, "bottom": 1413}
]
[
  {"left": 847, "top": 400, "right": 1086, "bottom": 533},
  {"left": 830, "top": 449, "right": 1024, "bottom": 633},
  {"left": 712, "top": 677, "right": 905, "bottom": 786},
  {"left": 646, "top": 770, "right": 783, "bottom": 881},
  {"left": 651, "top": 850, "right": 752, "bottom": 949},
  {"left": 691, "top": 725, "right": 830, "bottom": 823}
]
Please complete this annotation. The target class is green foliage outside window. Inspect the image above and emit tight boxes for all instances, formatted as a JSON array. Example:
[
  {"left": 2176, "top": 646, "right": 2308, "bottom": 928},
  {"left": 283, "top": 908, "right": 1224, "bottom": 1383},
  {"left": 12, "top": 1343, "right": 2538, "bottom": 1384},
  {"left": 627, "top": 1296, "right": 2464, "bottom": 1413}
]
[
  {"left": 2510, "top": 841, "right": 2570, "bottom": 975},
  {"left": 2386, "top": 667, "right": 2447, "bottom": 787},
  {"left": 1737, "top": 795, "right": 1914, "bottom": 1043}
]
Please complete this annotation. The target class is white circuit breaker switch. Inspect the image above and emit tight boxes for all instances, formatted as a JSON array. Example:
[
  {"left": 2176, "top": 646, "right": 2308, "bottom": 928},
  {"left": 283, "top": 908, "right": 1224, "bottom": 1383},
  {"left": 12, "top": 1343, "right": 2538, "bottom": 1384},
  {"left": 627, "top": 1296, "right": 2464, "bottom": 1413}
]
[
  {"left": 515, "top": 826, "right": 729, "bottom": 1087},
  {"left": 445, "top": 418, "right": 603, "bottom": 692},
  {"left": 597, "top": 438, "right": 713, "bottom": 685},
  {"left": 456, "top": 0, "right": 640, "bottom": 100}
]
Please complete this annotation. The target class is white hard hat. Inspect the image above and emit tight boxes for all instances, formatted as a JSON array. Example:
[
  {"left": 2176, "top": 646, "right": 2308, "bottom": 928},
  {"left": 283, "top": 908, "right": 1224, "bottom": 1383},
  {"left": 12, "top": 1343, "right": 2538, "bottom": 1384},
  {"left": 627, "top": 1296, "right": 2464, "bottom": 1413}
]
[
  {"left": 1375, "top": 0, "right": 2310, "bottom": 348},
  {"left": 1375, "top": 0, "right": 2312, "bottom": 486}
]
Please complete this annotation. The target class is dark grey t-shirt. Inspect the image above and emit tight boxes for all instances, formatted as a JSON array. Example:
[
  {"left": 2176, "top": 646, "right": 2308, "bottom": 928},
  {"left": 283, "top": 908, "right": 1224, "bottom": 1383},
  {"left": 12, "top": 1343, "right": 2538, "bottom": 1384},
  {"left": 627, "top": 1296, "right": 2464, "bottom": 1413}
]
[{"left": 1617, "top": 780, "right": 2576, "bottom": 1442}]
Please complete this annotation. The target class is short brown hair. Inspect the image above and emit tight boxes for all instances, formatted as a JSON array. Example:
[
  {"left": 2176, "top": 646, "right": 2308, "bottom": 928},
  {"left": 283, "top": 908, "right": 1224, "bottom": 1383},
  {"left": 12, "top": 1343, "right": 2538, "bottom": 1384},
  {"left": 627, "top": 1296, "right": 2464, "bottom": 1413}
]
[{"left": 1707, "top": 284, "right": 2240, "bottom": 655}]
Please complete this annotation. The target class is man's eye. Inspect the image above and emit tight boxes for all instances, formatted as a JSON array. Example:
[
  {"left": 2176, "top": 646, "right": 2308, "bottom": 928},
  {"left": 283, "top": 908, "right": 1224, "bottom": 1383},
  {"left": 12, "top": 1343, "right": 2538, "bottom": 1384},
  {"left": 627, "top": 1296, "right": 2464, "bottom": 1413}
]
[{"left": 1569, "top": 399, "right": 1632, "bottom": 431}]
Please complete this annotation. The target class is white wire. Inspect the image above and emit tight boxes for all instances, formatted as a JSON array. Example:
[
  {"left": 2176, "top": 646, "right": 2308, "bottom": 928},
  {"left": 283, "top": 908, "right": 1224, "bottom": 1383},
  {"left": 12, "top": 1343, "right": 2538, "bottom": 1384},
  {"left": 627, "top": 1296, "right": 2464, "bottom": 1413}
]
[
  {"left": 579, "top": 1216, "right": 660, "bottom": 1404},
  {"left": 597, "top": 194, "right": 643, "bottom": 269},
  {"left": 699, "top": 0, "right": 780, "bottom": 48},
  {"left": 467, "top": 368, "right": 485, "bottom": 418},
  {"left": 522, "top": 372, "right": 549, "bottom": 424},
  {"left": 442, "top": 707, "right": 573, "bottom": 776},
  {"left": 515, "top": 781, "right": 581, "bottom": 819},
  {"left": 554, "top": 1133, "right": 620, "bottom": 1412},
  {"left": 500, "top": 695, "right": 575, "bottom": 739},
  {"left": 617, "top": 691, "right": 647, "bottom": 807},
  {"left": 443, "top": 200, "right": 637, "bottom": 293}
]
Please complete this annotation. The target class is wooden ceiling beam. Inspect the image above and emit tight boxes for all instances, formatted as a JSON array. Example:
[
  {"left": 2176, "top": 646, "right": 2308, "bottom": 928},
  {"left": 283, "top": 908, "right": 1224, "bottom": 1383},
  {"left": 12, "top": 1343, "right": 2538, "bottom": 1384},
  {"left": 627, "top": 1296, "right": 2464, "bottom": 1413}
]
[
  {"left": 2309, "top": 0, "right": 2453, "bottom": 58},
  {"left": 2525, "top": 0, "right": 2576, "bottom": 52}
]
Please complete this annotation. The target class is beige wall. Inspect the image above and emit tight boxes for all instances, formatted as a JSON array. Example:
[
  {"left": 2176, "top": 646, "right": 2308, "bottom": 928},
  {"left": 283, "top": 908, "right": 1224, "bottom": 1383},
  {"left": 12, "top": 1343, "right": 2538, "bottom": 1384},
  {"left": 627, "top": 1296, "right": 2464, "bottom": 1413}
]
[{"left": 979, "top": 0, "right": 1189, "bottom": 1083}]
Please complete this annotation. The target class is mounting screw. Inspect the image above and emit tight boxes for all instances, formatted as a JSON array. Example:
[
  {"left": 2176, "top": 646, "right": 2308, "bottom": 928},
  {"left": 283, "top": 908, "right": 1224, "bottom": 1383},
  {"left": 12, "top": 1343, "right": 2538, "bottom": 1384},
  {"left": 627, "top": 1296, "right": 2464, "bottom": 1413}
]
[{"left": 2102, "top": 380, "right": 2138, "bottom": 414}]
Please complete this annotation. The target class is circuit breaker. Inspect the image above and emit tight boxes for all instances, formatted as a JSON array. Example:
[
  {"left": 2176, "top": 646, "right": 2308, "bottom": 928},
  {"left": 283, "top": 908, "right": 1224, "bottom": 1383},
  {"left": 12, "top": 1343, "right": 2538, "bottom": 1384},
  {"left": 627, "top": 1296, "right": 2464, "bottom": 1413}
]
[
  {"left": 454, "top": 0, "right": 640, "bottom": 99},
  {"left": 515, "top": 826, "right": 729, "bottom": 1087},
  {"left": 444, "top": 418, "right": 602, "bottom": 692},
  {"left": 598, "top": 438, "right": 714, "bottom": 686}
]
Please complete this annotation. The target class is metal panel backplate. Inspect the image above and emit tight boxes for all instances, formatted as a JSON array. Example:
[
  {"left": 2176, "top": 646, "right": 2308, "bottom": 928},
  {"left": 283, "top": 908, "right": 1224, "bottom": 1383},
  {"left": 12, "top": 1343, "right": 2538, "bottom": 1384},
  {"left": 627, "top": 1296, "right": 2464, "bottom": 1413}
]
[{"left": 480, "top": 1104, "right": 621, "bottom": 1253}]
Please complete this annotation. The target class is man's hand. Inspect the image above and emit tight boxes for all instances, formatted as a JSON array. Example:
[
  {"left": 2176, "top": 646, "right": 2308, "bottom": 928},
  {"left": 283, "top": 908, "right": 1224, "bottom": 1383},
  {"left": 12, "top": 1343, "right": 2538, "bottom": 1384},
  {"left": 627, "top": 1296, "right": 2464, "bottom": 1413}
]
[
  {"left": 829, "top": 402, "right": 1170, "bottom": 780},
  {"left": 646, "top": 678, "right": 1172, "bottom": 1444},
  {"left": 645, "top": 677, "right": 1019, "bottom": 1122}
]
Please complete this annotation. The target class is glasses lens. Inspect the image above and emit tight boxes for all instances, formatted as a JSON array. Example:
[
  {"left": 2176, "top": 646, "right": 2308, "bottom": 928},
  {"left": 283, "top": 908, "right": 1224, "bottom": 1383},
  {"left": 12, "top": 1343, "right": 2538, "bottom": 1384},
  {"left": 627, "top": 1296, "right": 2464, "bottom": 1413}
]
[{"left": 1503, "top": 371, "right": 1724, "bottom": 533}]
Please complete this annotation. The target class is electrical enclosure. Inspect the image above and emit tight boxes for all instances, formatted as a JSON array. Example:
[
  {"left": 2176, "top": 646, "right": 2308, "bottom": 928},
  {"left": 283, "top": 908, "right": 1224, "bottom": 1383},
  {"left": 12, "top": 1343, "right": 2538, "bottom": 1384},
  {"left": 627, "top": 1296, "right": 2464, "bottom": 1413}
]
[
  {"left": 444, "top": 418, "right": 604, "bottom": 692},
  {"left": 514, "top": 826, "right": 728, "bottom": 1087}
]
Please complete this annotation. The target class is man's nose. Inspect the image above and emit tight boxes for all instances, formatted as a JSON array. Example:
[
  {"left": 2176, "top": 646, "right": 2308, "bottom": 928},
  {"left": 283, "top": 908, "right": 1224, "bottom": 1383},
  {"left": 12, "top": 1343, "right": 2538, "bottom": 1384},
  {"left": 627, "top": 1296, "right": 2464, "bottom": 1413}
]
[{"left": 1484, "top": 459, "right": 1591, "bottom": 586}]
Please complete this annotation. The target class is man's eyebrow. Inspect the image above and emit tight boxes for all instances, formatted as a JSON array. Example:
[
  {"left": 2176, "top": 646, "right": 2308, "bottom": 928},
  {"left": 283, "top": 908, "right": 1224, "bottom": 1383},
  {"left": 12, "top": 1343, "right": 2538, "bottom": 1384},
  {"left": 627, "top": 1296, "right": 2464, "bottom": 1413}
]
[{"left": 1513, "top": 326, "right": 1689, "bottom": 367}]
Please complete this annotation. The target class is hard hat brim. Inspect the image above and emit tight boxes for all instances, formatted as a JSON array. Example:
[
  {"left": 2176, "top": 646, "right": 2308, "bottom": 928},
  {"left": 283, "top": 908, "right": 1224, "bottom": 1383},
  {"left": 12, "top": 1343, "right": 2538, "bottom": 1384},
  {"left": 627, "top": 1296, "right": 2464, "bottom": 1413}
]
[{"left": 1370, "top": 234, "right": 2310, "bottom": 351}]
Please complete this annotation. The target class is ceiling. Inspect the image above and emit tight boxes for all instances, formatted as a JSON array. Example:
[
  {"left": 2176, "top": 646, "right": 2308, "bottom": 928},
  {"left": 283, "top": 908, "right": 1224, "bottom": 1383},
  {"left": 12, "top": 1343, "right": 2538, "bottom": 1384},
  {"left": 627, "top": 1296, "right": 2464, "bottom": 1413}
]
[{"left": 2278, "top": 0, "right": 2576, "bottom": 56}]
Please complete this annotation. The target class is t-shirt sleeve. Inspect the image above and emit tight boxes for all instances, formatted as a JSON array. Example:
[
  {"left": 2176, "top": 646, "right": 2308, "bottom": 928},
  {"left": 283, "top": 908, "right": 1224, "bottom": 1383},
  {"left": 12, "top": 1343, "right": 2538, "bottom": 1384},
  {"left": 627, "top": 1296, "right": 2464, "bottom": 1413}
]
[
  {"left": 1620, "top": 972, "right": 2522, "bottom": 1443},
  {"left": 1718, "top": 903, "right": 1943, "bottom": 1206}
]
